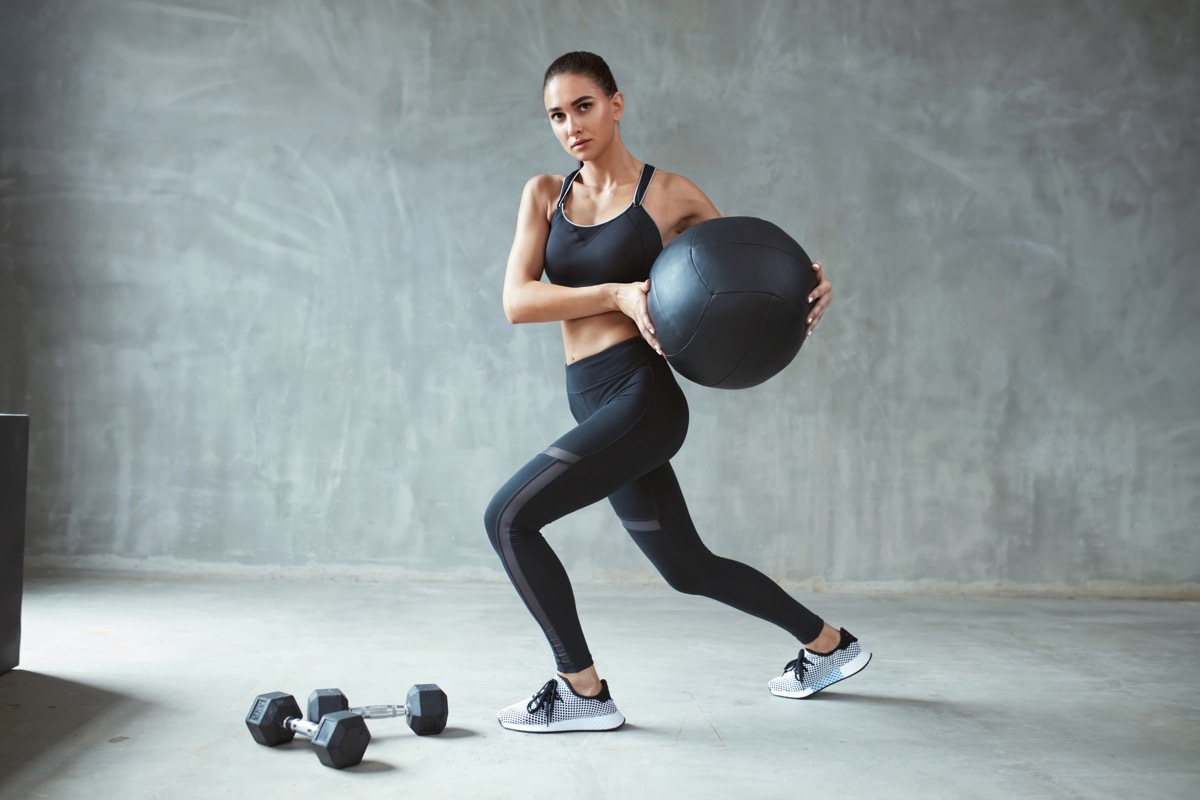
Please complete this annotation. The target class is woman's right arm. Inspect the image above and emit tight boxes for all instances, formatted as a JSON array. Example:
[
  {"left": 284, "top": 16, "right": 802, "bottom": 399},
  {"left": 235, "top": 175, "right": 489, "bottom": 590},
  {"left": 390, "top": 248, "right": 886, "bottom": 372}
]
[{"left": 501, "top": 176, "right": 644, "bottom": 326}]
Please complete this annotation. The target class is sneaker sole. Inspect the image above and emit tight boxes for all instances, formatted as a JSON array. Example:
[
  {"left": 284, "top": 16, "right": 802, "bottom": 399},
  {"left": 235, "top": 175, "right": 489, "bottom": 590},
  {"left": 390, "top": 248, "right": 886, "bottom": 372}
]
[
  {"left": 769, "top": 650, "right": 872, "bottom": 699},
  {"left": 498, "top": 710, "right": 626, "bottom": 733}
]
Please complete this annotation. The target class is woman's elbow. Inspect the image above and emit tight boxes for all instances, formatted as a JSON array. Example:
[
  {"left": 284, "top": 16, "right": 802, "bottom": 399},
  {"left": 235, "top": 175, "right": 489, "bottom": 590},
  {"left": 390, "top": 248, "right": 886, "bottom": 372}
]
[{"left": 501, "top": 294, "right": 528, "bottom": 325}]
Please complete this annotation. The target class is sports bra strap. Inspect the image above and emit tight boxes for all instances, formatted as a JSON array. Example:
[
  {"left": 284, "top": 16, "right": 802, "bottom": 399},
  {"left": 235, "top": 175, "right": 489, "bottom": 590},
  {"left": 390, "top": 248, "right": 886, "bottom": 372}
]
[
  {"left": 556, "top": 168, "right": 583, "bottom": 209},
  {"left": 556, "top": 164, "right": 656, "bottom": 209},
  {"left": 633, "top": 164, "right": 656, "bottom": 206}
]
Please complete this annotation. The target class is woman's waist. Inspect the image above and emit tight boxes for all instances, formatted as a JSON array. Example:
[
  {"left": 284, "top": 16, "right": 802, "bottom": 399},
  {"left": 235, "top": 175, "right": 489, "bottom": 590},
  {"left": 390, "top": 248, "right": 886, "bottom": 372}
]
[
  {"left": 561, "top": 313, "right": 643, "bottom": 365},
  {"left": 563, "top": 319, "right": 659, "bottom": 391}
]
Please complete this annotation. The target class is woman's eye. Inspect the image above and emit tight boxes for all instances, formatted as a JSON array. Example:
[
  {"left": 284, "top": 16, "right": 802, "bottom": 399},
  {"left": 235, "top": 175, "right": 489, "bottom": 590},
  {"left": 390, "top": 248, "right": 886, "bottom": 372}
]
[
  {"left": 550, "top": 113, "right": 564, "bottom": 122},
  {"left": 578, "top": 103, "right": 591, "bottom": 112}
]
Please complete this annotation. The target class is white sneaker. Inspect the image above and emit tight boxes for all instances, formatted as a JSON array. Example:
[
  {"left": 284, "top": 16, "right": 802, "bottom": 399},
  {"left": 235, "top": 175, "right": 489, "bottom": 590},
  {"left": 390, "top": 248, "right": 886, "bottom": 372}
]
[
  {"left": 769, "top": 628, "right": 872, "bottom": 698},
  {"left": 497, "top": 676, "right": 625, "bottom": 733}
]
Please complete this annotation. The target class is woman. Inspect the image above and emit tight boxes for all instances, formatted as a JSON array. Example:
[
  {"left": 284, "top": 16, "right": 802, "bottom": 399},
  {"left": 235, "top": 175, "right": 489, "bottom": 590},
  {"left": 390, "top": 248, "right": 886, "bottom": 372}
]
[{"left": 485, "top": 51, "right": 869, "bottom": 733}]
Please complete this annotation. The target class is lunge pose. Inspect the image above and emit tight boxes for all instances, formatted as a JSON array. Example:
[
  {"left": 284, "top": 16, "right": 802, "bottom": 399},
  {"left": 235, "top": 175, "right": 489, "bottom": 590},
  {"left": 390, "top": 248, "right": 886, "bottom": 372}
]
[{"left": 485, "top": 51, "right": 870, "bottom": 733}]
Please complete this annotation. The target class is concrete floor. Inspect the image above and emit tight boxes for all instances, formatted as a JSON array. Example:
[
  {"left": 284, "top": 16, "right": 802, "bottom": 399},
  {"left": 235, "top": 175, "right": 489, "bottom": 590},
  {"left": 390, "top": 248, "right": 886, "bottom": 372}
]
[{"left": 1, "top": 573, "right": 1197, "bottom": 800}]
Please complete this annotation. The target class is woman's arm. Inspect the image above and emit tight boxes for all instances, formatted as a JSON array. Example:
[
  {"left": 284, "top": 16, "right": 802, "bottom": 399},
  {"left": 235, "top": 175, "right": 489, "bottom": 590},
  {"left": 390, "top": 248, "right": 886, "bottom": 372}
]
[
  {"left": 502, "top": 175, "right": 638, "bottom": 325},
  {"left": 653, "top": 171, "right": 832, "bottom": 336},
  {"left": 653, "top": 172, "right": 721, "bottom": 244}
]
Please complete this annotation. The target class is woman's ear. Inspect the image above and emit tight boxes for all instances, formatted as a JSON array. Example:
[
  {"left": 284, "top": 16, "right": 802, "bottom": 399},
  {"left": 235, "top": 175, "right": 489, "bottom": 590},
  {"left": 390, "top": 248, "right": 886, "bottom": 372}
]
[{"left": 611, "top": 91, "right": 625, "bottom": 123}]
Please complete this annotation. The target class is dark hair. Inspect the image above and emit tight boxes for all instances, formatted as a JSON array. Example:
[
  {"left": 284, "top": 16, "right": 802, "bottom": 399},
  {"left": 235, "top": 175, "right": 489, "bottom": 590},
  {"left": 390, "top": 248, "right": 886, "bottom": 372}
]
[{"left": 543, "top": 51, "right": 618, "bottom": 97}]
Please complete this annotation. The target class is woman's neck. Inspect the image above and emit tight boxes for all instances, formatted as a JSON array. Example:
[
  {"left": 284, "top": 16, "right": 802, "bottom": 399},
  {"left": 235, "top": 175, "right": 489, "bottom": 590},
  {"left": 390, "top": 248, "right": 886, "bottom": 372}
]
[{"left": 577, "top": 140, "right": 641, "bottom": 193}]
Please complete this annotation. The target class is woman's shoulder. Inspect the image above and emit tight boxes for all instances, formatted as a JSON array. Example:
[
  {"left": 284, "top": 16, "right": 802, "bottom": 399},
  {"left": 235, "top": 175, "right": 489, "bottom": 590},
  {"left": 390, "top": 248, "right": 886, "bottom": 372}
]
[
  {"left": 647, "top": 168, "right": 708, "bottom": 201},
  {"left": 643, "top": 167, "right": 721, "bottom": 231},
  {"left": 520, "top": 172, "right": 572, "bottom": 204},
  {"left": 522, "top": 172, "right": 568, "bottom": 194},
  {"left": 516, "top": 173, "right": 572, "bottom": 221}
]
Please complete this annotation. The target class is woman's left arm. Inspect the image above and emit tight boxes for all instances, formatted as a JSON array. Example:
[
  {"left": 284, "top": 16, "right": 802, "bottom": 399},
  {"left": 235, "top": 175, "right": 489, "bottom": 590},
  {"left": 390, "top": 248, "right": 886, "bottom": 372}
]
[
  {"left": 661, "top": 173, "right": 720, "bottom": 243},
  {"left": 663, "top": 173, "right": 833, "bottom": 336}
]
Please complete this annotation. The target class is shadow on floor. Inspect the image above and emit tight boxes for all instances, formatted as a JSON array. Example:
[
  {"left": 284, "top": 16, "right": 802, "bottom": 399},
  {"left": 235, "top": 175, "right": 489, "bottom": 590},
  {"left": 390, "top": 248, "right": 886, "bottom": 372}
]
[{"left": 0, "top": 670, "right": 150, "bottom": 794}]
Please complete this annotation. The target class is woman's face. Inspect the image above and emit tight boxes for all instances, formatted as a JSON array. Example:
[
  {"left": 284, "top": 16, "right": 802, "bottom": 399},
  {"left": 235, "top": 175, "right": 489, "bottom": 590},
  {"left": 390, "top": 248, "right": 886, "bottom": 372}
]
[{"left": 543, "top": 73, "right": 623, "bottom": 162}]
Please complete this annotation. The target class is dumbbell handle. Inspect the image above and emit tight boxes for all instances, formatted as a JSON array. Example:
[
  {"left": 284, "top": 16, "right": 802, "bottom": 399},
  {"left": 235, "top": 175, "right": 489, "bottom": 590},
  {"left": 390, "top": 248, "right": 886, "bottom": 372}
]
[
  {"left": 284, "top": 717, "right": 320, "bottom": 739},
  {"left": 349, "top": 704, "right": 408, "bottom": 719}
]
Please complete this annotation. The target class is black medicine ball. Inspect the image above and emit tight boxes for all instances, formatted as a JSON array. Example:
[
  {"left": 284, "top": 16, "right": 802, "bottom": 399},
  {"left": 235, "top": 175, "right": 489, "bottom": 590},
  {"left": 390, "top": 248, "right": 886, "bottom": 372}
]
[{"left": 647, "top": 216, "right": 818, "bottom": 389}]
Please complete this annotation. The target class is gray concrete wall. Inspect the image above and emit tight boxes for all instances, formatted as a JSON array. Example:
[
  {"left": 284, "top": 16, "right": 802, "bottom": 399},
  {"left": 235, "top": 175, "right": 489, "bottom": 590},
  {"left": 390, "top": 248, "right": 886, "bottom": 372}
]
[{"left": 1, "top": 0, "right": 1197, "bottom": 590}]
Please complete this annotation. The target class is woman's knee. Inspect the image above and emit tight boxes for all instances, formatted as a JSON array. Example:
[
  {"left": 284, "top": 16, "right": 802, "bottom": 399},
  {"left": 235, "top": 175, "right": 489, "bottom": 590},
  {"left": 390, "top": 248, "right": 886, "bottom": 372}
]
[
  {"left": 666, "top": 575, "right": 704, "bottom": 596},
  {"left": 645, "top": 537, "right": 729, "bottom": 599},
  {"left": 483, "top": 490, "right": 509, "bottom": 553},
  {"left": 656, "top": 562, "right": 706, "bottom": 596}
]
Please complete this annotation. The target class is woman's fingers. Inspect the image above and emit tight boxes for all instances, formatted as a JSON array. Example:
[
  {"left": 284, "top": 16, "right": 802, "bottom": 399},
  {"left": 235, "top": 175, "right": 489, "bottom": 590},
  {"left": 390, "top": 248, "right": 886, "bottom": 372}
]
[
  {"left": 640, "top": 280, "right": 663, "bottom": 355},
  {"left": 806, "top": 260, "right": 832, "bottom": 336},
  {"left": 808, "top": 261, "right": 830, "bottom": 298},
  {"left": 640, "top": 280, "right": 655, "bottom": 335}
]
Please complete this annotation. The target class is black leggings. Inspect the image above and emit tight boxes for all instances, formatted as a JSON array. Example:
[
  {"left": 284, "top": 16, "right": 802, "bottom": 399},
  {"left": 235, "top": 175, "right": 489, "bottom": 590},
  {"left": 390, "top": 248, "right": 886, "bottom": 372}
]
[{"left": 485, "top": 337, "right": 825, "bottom": 673}]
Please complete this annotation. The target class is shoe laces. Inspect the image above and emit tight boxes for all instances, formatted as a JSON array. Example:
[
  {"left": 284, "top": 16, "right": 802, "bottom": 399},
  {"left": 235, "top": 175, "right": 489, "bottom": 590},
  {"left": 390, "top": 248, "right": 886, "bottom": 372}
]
[
  {"left": 525, "top": 678, "right": 561, "bottom": 723},
  {"left": 784, "top": 652, "right": 813, "bottom": 681}
]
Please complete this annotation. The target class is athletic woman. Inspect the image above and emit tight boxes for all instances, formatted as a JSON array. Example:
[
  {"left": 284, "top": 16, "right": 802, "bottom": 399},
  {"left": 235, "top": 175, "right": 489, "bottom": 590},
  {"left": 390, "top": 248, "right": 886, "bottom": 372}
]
[{"left": 485, "top": 52, "right": 870, "bottom": 733}]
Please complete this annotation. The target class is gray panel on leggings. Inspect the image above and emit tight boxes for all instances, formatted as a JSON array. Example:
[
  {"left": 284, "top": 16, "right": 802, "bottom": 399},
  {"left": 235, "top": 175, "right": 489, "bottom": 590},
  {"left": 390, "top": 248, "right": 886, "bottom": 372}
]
[{"left": 497, "top": 452, "right": 577, "bottom": 668}]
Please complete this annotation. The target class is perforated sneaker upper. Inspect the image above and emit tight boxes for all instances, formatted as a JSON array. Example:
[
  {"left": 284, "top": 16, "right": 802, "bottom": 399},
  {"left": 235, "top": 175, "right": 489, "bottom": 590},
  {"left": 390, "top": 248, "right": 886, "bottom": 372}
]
[
  {"left": 769, "top": 628, "right": 872, "bottom": 698},
  {"left": 497, "top": 676, "right": 625, "bottom": 733}
]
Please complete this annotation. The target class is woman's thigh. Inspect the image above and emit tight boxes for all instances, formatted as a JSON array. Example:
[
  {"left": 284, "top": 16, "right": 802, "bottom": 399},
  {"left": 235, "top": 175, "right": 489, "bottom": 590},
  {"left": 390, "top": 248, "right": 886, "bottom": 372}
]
[{"left": 496, "top": 361, "right": 688, "bottom": 531}]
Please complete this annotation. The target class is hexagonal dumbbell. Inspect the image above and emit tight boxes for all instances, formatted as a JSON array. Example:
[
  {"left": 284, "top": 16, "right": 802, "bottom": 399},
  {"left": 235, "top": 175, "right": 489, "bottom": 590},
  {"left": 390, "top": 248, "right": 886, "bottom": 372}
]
[
  {"left": 245, "top": 691, "right": 371, "bottom": 769},
  {"left": 307, "top": 683, "right": 448, "bottom": 736}
]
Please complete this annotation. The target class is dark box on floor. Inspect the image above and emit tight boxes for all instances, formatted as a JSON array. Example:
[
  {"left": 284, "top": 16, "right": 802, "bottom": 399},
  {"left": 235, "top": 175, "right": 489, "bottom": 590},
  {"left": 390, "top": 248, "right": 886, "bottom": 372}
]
[{"left": 1, "top": 414, "right": 29, "bottom": 674}]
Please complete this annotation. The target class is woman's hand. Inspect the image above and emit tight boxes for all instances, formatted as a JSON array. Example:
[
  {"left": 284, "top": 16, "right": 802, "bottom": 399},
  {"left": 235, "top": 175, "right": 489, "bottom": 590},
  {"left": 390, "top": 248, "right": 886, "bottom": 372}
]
[
  {"left": 614, "top": 280, "right": 663, "bottom": 355},
  {"left": 806, "top": 260, "right": 832, "bottom": 336}
]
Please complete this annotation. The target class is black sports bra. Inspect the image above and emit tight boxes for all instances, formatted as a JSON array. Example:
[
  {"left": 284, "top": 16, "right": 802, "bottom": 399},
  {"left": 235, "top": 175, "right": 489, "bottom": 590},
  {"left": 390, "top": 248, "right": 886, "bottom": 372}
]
[{"left": 543, "top": 164, "right": 664, "bottom": 288}]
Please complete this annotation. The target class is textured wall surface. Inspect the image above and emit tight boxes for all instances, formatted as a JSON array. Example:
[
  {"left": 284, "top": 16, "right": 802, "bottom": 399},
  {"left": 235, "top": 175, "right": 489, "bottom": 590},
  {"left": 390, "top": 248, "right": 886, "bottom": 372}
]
[{"left": 1, "top": 0, "right": 1197, "bottom": 589}]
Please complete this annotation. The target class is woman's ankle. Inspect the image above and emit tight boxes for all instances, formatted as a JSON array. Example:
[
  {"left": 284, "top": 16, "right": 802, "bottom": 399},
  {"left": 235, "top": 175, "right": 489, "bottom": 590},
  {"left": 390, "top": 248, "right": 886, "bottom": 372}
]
[
  {"left": 558, "top": 667, "right": 603, "bottom": 697},
  {"left": 803, "top": 624, "right": 843, "bottom": 656}
]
